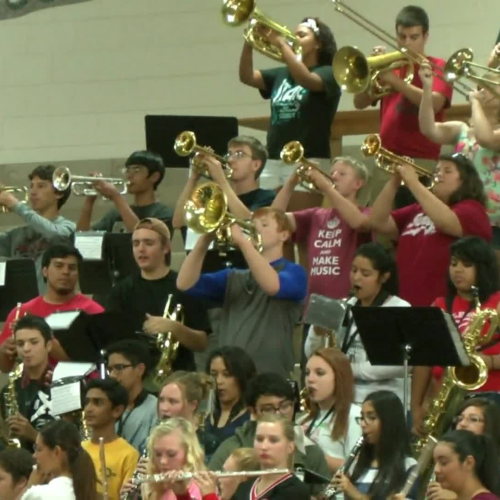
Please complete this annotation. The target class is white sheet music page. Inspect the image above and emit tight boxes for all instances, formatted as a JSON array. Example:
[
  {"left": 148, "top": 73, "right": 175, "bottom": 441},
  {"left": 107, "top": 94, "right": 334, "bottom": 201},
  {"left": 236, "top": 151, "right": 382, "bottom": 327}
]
[
  {"left": 0, "top": 261, "right": 5, "bottom": 286},
  {"left": 74, "top": 232, "right": 104, "bottom": 260}
]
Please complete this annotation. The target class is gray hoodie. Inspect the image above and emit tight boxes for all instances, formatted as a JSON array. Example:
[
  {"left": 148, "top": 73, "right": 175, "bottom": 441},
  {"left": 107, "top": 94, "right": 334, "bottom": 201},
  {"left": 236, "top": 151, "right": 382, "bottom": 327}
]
[
  {"left": 208, "top": 420, "right": 332, "bottom": 496},
  {"left": 0, "top": 203, "right": 75, "bottom": 292}
]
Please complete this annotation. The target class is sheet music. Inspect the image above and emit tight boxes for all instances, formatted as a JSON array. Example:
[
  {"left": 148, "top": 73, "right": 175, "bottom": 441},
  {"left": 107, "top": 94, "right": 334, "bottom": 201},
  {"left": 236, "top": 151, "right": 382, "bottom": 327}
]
[
  {"left": 185, "top": 228, "right": 215, "bottom": 251},
  {"left": 51, "top": 381, "right": 82, "bottom": 415},
  {"left": 74, "top": 233, "right": 104, "bottom": 260},
  {"left": 304, "top": 294, "right": 348, "bottom": 331},
  {"left": 53, "top": 362, "right": 95, "bottom": 381},
  {"left": 45, "top": 311, "right": 81, "bottom": 330},
  {"left": 442, "top": 311, "right": 470, "bottom": 366},
  {"left": 0, "top": 261, "right": 5, "bottom": 286}
]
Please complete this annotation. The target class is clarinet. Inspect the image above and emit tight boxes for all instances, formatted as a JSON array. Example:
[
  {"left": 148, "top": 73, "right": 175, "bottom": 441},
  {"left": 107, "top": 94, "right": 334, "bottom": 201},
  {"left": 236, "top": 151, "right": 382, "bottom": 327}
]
[
  {"left": 121, "top": 449, "right": 148, "bottom": 500},
  {"left": 324, "top": 436, "right": 365, "bottom": 499}
]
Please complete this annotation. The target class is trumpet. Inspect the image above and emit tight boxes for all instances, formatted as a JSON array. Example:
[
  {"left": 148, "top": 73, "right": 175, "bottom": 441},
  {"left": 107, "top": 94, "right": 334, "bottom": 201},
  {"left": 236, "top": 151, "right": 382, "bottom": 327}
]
[
  {"left": 222, "top": 0, "right": 302, "bottom": 62},
  {"left": 333, "top": 46, "right": 414, "bottom": 98},
  {"left": 0, "top": 186, "right": 28, "bottom": 214},
  {"left": 280, "top": 141, "right": 334, "bottom": 193},
  {"left": 361, "top": 134, "right": 438, "bottom": 188},
  {"left": 174, "top": 131, "right": 233, "bottom": 180},
  {"left": 52, "top": 166, "right": 128, "bottom": 197},
  {"left": 330, "top": 0, "right": 470, "bottom": 98},
  {"left": 133, "top": 468, "right": 290, "bottom": 485},
  {"left": 184, "top": 182, "right": 262, "bottom": 256}
]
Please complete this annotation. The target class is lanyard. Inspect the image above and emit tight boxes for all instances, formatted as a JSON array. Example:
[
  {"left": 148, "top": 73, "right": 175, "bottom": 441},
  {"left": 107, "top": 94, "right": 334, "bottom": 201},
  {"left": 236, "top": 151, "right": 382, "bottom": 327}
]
[
  {"left": 117, "top": 389, "right": 148, "bottom": 437},
  {"left": 305, "top": 405, "right": 335, "bottom": 438}
]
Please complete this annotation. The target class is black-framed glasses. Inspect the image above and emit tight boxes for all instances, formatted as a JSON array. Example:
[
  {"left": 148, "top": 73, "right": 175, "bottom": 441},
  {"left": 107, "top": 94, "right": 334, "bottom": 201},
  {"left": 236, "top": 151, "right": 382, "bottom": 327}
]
[
  {"left": 355, "top": 415, "right": 377, "bottom": 425},
  {"left": 453, "top": 414, "right": 485, "bottom": 425},
  {"left": 224, "top": 151, "right": 254, "bottom": 161},
  {"left": 258, "top": 400, "right": 294, "bottom": 415},
  {"left": 107, "top": 363, "right": 134, "bottom": 375}
]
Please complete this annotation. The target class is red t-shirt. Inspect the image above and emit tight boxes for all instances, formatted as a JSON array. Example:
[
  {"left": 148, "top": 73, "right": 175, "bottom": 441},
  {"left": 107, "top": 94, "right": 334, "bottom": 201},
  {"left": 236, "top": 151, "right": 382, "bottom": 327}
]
[
  {"left": 293, "top": 206, "right": 371, "bottom": 303},
  {"left": 0, "top": 294, "right": 104, "bottom": 345},
  {"left": 392, "top": 200, "right": 492, "bottom": 306},
  {"left": 380, "top": 56, "right": 453, "bottom": 159},
  {"left": 433, "top": 293, "right": 500, "bottom": 392}
]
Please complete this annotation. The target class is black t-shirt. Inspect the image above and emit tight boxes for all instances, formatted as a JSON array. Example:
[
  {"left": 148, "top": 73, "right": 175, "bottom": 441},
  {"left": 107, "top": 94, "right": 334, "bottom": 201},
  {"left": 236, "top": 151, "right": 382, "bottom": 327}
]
[
  {"left": 232, "top": 474, "right": 310, "bottom": 500},
  {"left": 93, "top": 202, "right": 174, "bottom": 236},
  {"left": 238, "top": 188, "right": 276, "bottom": 210},
  {"left": 260, "top": 65, "right": 341, "bottom": 159},
  {"left": 105, "top": 270, "right": 211, "bottom": 371}
]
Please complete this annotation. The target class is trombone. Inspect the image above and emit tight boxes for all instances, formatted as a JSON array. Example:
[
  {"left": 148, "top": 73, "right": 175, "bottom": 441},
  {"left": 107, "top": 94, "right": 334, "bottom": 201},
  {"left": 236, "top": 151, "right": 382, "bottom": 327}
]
[
  {"left": 184, "top": 182, "right": 262, "bottom": 255},
  {"left": 330, "top": 0, "right": 470, "bottom": 98},
  {"left": 174, "top": 131, "right": 233, "bottom": 180},
  {"left": 52, "top": 166, "right": 128, "bottom": 197},
  {"left": 0, "top": 186, "right": 28, "bottom": 214},
  {"left": 221, "top": 0, "right": 302, "bottom": 62},
  {"left": 361, "top": 134, "right": 438, "bottom": 188},
  {"left": 280, "top": 141, "right": 334, "bottom": 193}
]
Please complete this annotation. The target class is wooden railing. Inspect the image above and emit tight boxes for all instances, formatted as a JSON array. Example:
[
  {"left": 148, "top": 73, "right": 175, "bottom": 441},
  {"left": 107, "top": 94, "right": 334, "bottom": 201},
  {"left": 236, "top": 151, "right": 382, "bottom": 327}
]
[{"left": 239, "top": 103, "right": 471, "bottom": 156}]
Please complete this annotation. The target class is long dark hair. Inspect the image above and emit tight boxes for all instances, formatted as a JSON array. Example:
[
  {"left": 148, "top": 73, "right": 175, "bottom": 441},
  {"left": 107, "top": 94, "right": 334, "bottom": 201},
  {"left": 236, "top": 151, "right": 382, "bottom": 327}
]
[
  {"left": 350, "top": 391, "right": 412, "bottom": 498},
  {"left": 206, "top": 346, "right": 257, "bottom": 426},
  {"left": 454, "top": 397, "right": 500, "bottom": 457},
  {"left": 440, "top": 154, "right": 488, "bottom": 207},
  {"left": 39, "top": 421, "right": 98, "bottom": 500},
  {"left": 439, "top": 430, "right": 500, "bottom": 495},
  {"left": 301, "top": 17, "right": 337, "bottom": 65},
  {"left": 446, "top": 236, "right": 500, "bottom": 305},
  {"left": 354, "top": 242, "right": 399, "bottom": 296}
]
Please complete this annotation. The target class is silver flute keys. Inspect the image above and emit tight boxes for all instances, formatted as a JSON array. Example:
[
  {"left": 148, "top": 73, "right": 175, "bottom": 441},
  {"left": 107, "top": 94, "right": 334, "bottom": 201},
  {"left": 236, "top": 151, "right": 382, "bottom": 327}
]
[{"left": 133, "top": 468, "right": 290, "bottom": 485}]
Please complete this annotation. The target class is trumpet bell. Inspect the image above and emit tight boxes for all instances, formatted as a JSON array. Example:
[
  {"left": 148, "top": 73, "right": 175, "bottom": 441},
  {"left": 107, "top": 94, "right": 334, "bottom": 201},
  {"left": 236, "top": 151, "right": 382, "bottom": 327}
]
[
  {"left": 333, "top": 46, "right": 370, "bottom": 94},
  {"left": 280, "top": 140, "right": 304, "bottom": 164},
  {"left": 184, "top": 183, "right": 228, "bottom": 234},
  {"left": 174, "top": 131, "right": 196, "bottom": 157},
  {"left": 221, "top": 0, "right": 254, "bottom": 26},
  {"left": 444, "top": 48, "right": 474, "bottom": 83},
  {"left": 360, "top": 133, "right": 382, "bottom": 157},
  {"left": 52, "top": 166, "right": 72, "bottom": 192}
]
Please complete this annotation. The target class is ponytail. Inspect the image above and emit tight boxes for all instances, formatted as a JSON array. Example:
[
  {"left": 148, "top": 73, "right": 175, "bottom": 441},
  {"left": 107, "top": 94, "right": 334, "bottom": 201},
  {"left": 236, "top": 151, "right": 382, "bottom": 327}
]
[
  {"left": 39, "top": 421, "right": 98, "bottom": 500},
  {"left": 441, "top": 430, "right": 500, "bottom": 496}
]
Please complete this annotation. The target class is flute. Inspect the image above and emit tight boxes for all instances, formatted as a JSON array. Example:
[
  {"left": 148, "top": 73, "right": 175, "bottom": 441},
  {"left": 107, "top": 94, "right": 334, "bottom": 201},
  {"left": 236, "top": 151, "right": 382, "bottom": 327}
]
[
  {"left": 134, "top": 468, "right": 290, "bottom": 485},
  {"left": 99, "top": 437, "right": 110, "bottom": 500}
]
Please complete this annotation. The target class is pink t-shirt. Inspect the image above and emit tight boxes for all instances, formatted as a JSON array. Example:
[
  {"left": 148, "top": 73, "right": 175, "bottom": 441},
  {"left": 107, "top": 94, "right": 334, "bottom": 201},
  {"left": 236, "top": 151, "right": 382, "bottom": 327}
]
[
  {"left": 0, "top": 294, "right": 104, "bottom": 345},
  {"left": 380, "top": 56, "right": 453, "bottom": 159},
  {"left": 293, "top": 206, "right": 371, "bottom": 303},
  {"left": 162, "top": 481, "right": 203, "bottom": 500},
  {"left": 392, "top": 200, "right": 491, "bottom": 306},
  {"left": 433, "top": 293, "right": 500, "bottom": 392}
]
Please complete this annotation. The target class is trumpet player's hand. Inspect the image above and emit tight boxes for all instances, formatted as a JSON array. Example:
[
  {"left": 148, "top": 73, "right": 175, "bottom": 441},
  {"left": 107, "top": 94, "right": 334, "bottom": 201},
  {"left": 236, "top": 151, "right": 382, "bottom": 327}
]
[
  {"left": 426, "top": 481, "right": 458, "bottom": 500},
  {"left": 204, "top": 156, "right": 227, "bottom": 184},
  {"left": 143, "top": 314, "right": 178, "bottom": 336},
  {"left": 262, "top": 27, "right": 286, "bottom": 49},
  {"left": 419, "top": 60, "right": 433, "bottom": 89},
  {"left": 488, "top": 43, "right": 500, "bottom": 68},
  {"left": 8, "top": 414, "right": 37, "bottom": 442},
  {"left": 0, "top": 336, "right": 17, "bottom": 361},
  {"left": 371, "top": 45, "right": 386, "bottom": 56},
  {"left": 306, "top": 166, "right": 332, "bottom": 194},
  {"left": 285, "top": 169, "right": 301, "bottom": 188},
  {"left": 193, "top": 471, "right": 218, "bottom": 496},
  {"left": 0, "top": 190, "right": 19, "bottom": 210},
  {"left": 396, "top": 164, "right": 419, "bottom": 187},
  {"left": 93, "top": 179, "right": 121, "bottom": 201},
  {"left": 230, "top": 224, "right": 250, "bottom": 248}
]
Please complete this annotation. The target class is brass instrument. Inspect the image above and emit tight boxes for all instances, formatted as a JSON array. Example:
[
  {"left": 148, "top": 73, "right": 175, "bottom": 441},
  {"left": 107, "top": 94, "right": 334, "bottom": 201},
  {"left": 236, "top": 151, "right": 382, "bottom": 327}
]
[
  {"left": 174, "top": 131, "right": 233, "bottom": 180},
  {"left": 361, "top": 134, "right": 438, "bottom": 188},
  {"left": 99, "top": 437, "right": 110, "bottom": 500},
  {"left": 153, "top": 294, "right": 183, "bottom": 387},
  {"left": 52, "top": 166, "right": 128, "bottom": 197},
  {"left": 184, "top": 182, "right": 262, "bottom": 255},
  {"left": 324, "top": 436, "right": 364, "bottom": 498},
  {"left": 330, "top": 0, "right": 470, "bottom": 98},
  {"left": 413, "top": 287, "right": 498, "bottom": 457},
  {"left": 299, "top": 387, "right": 311, "bottom": 414},
  {"left": 280, "top": 141, "right": 335, "bottom": 193},
  {"left": 221, "top": 0, "right": 302, "bottom": 62},
  {"left": 333, "top": 46, "right": 414, "bottom": 98},
  {"left": 0, "top": 186, "right": 29, "bottom": 214},
  {"left": 444, "top": 48, "right": 500, "bottom": 98},
  {"left": 134, "top": 468, "right": 290, "bottom": 485}
]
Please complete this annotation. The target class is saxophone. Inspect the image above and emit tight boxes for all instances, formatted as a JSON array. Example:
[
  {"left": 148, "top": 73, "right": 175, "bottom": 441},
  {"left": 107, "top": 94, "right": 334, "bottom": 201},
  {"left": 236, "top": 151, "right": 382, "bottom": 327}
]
[{"left": 153, "top": 295, "right": 184, "bottom": 387}]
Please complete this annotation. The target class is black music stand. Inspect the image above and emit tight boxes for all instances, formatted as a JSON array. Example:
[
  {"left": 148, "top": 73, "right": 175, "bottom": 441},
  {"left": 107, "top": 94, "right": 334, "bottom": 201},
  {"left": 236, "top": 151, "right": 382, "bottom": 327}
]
[
  {"left": 78, "top": 233, "right": 138, "bottom": 295},
  {"left": 351, "top": 307, "right": 468, "bottom": 417},
  {"left": 145, "top": 115, "right": 238, "bottom": 168},
  {"left": 0, "top": 259, "right": 38, "bottom": 321}
]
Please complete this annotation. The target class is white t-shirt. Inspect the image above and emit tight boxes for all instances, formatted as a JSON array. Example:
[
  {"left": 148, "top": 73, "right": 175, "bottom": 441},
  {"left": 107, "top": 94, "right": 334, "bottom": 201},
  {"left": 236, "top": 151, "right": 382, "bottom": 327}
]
[
  {"left": 305, "top": 295, "right": 411, "bottom": 405},
  {"left": 297, "top": 404, "right": 362, "bottom": 460},
  {"left": 21, "top": 476, "right": 75, "bottom": 500}
]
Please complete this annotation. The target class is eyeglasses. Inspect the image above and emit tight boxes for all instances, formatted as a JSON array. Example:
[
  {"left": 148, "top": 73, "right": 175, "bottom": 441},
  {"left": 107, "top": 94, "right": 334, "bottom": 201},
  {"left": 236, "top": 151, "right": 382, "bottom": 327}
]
[
  {"left": 224, "top": 151, "right": 254, "bottom": 161},
  {"left": 355, "top": 415, "right": 378, "bottom": 425},
  {"left": 107, "top": 363, "right": 134, "bottom": 375},
  {"left": 258, "top": 401, "right": 294, "bottom": 415},
  {"left": 453, "top": 414, "right": 485, "bottom": 425}
]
